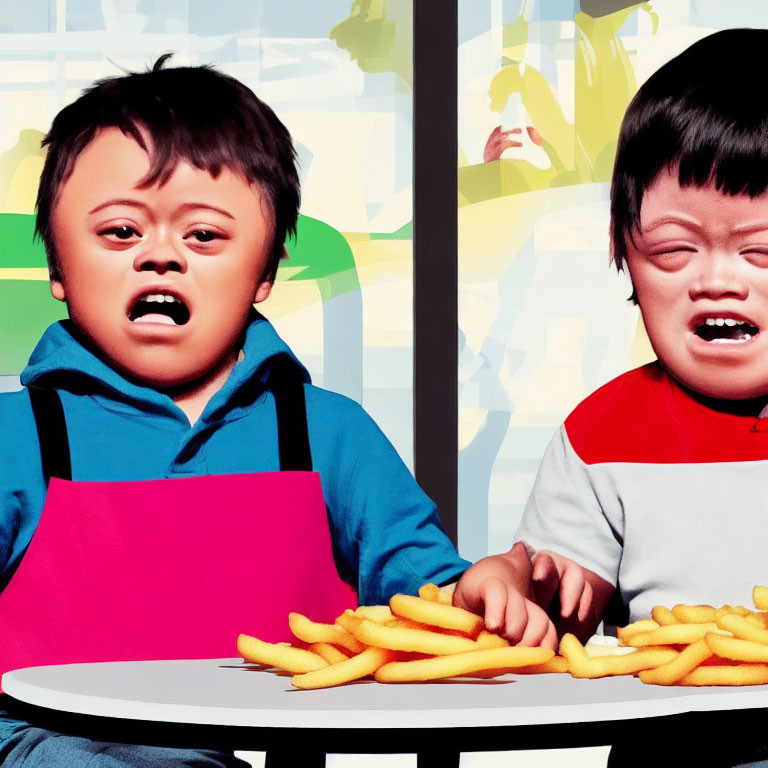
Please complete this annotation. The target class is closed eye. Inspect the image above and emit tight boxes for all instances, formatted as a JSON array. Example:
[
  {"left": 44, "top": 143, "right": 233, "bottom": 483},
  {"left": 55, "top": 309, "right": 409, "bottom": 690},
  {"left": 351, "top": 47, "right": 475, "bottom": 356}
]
[
  {"left": 651, "top": 246, "right": 697, "bottom": 255},
  {"left": 742, "top": 249, "right": 768, "bottom": 267},
  {"left": 645, "top": 247, "right": 696, "bottom": 271}
]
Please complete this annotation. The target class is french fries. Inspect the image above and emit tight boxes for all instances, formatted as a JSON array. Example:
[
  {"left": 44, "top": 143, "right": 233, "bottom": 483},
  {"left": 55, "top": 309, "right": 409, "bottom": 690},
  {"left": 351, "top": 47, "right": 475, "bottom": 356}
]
[
  {"left": 715, "top": 611, "right": 768, "bottom": 644},
  {"left": 616, "top": 618, "right": 659, "bottom": 646},
  {"left": 626, "top": 622, "right": 725, "bottom": 647},
  {"left": 512, "top": 656, "right": 570, "bottom": 674},
  {"left": 237, "top": 634, "right": 328, "bottom": 674},
  {"left": 637, "top": 639, "right": 712, "bottom": 686},
  {"left": 560, "top": 633, "right": 678, "bottom": 679},
  {"left": 651, "top": 605, "right": 678, "bottom": 626},
  {"left": 238, "top": 584, "right": 768, "bottom": 689},
  {"left": 293, "top": 646, "right": 396, "bottom": 690},
  {"left": 704, "top": 633, "right": 768, "bottom": 663},
  {"left": 288, "top": 612, "right": 365, "bottom": 654},
  {"left": 563, "top": 588, "right": 768, "bottom": 687},
  {"left": 418, "top": 583, "right": 440, "bottom": 602},
  {"left": 238, "top": 586, "right": 564, "bottom": 689},
  {"left": 389, "top": 593, "right": 484, "bottom": 636},
  {"left": 375, "top": 646, "right": 553, "bottom": 683},
  {"left": 353, "top": 605, "right": 395, "bottom": 623},
  {"left": 671, "top": 604, "right": 717, "bottom": 624},
  {"left": 307, "top": 642, "right": 351, "bottom": 664},
  {"left": 677, "top": 665, "right": 768, "bottom": 686},
  {"left": 753, "top": 586, "right": 768, "bottom": 611}
]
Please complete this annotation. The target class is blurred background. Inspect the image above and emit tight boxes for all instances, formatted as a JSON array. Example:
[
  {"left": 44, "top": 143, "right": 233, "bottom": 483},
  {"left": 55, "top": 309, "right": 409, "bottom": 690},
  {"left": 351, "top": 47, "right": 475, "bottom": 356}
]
[
  {"left": 0, "top": 0, "right": 416, "bottom": 465},
  {"left": 456, "top": 0, "right": 768, "bottom": 562},
  {"left": 3, "top": 3, "right": 768, "bottom": 764},
  {"left": 4, "top": 0, "right": 766, "bottom": 562}
]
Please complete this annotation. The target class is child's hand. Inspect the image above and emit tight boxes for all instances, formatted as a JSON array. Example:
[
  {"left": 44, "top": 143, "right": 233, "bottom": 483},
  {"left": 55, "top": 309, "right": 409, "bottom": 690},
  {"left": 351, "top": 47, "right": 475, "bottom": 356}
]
[
  {"left": 531, "top": 550, "right": 593, "bottom": 622},
  {"left": 530, "top": 550, "right": 614, "bottom": 642},
  {"left": 453, "top": 542, "right": 558, "bottom": 650}
]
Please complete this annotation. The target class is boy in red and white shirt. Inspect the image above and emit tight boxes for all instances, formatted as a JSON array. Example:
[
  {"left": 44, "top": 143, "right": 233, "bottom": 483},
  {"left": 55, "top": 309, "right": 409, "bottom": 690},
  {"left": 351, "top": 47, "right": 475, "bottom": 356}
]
[{"left": 455, "top": 29, "right": 768, "bottom": 660}]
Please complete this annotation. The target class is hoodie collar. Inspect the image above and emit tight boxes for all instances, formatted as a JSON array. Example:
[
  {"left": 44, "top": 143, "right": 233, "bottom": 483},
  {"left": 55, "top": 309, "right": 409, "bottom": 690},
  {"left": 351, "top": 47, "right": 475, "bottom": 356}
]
[{"left": 20, "top": 312, "right": 310, "bottom": 423}]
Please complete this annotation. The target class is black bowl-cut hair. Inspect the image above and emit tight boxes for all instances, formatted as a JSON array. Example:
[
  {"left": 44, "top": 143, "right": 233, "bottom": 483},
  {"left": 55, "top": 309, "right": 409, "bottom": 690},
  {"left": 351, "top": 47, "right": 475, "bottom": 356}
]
[
  {"left": 35, "top": 54, "right": 300, "bottom": 283},
  {"left": 611, "top": 28, "right": 768, "bottom": 299}
]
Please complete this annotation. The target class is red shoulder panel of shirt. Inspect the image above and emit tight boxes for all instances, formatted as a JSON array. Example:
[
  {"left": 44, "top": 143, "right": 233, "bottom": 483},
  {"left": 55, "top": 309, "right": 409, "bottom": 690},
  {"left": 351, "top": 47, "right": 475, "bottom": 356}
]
[{"left": 564, "top": 361, "right": 768, "bottom": 464}]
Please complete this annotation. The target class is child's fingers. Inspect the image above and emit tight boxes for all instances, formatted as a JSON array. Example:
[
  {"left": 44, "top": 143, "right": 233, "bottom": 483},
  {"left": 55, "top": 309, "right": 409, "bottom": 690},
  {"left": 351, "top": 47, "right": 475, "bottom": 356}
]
[
  {"left": 498, "top": 588, "right": 532, "bottom": 644},
  {"left": 531, "top": 552, "right": 560, "bottom": 610},
  {"left": 531, "top": 550, "right": 556, "bottom": 580},
  {"left": 578, "top": 578, "right": 594, "bottom": 623},
  {"left": 543, "top": 616, "right": 559, "bottom": 651},
  {"left": 559, "top": 562, "right": 586, "bottom": 618},
  {"left": 509, "top": 541, "right": 533, "bottom": 579},
  {"left": 518, "top": 602, "right": 558, "bottom": 651},
  {"left": 539, "top": 611, "right": 559, "bottom": 651},
  {"left": 478, "top": 576, "right": 512, "bottom": 634}
]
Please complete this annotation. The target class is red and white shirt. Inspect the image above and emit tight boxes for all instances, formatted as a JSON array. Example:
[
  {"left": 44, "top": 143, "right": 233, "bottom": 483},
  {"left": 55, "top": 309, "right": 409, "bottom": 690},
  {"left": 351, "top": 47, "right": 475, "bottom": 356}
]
[{"left": 516, "top": 361, "right": 768, "bottom": 622}]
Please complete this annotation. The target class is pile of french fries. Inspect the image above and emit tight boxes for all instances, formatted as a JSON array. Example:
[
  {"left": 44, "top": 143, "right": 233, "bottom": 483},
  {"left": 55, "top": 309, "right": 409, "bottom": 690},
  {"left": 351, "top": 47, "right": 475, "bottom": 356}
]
[
  {"left": 237, "top": 584, "right": 768, "bottom": 689},
  {"left": 237, "top": 583, "right": 557, "bottom": 689},
  {"left": 562, "top": 585, "right": 768, "bottom": 686}
]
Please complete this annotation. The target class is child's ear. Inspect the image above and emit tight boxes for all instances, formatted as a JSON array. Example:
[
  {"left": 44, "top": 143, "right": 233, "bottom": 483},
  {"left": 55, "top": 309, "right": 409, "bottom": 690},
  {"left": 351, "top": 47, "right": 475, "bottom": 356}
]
[
  {"left": 253, "top": 280, "right": 273, "bottom": 305},
  {"left": 50, "top": 280, "right": 66, "bottom": 302},
  {"left": 253, "top": 244, "right": 287, "bottom": 304}
]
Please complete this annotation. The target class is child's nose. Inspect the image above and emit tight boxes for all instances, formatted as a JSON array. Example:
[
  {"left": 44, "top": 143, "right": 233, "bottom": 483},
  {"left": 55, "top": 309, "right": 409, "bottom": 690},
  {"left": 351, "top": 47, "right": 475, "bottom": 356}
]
[
  {"left": 689, "top": 252, "right": 748, "bottom": 300},
  {"left": 132, "top": 238, "right": 188, "bottom": 275}
]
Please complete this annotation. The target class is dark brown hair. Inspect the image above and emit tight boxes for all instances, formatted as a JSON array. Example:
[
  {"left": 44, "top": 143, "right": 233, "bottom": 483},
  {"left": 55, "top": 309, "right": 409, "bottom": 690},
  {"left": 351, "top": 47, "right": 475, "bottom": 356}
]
[
  {"left": 35, "top": 54, "right": 300, "bottom": 282},
  {"left": 611, "top": 29, "right": 768, "bottom": 300}
]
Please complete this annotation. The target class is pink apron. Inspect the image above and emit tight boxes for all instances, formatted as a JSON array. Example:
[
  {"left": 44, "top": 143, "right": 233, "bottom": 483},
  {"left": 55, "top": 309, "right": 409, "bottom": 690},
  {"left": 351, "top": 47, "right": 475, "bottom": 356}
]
[{"left": 0, "top": 375, "right": 357, "bottom": 683}]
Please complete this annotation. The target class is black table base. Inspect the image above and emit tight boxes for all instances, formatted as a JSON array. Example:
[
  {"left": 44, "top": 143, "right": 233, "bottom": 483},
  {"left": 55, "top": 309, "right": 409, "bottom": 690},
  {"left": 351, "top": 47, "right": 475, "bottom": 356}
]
[{"left": 5, "top": 696, "right": 767, "bottom": 767}]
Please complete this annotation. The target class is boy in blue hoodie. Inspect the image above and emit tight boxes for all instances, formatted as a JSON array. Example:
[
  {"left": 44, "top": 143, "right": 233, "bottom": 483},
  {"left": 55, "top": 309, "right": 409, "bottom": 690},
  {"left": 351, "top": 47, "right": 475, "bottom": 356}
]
[{"left": 0, "top": 57, "right": 478, "bottom": 767}]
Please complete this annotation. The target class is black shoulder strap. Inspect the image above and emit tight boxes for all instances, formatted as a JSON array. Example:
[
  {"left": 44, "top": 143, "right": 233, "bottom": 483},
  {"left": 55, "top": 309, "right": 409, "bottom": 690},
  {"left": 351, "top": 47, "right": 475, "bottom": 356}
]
[
  {"left": 28, "top": 387, "right": 72, "bottom": 485},
  {"left": 271, "top": 362, "right": 313, "bottom": 472},
  {"left": 28, "top": 374, "right": 311, "bottom": 478}
]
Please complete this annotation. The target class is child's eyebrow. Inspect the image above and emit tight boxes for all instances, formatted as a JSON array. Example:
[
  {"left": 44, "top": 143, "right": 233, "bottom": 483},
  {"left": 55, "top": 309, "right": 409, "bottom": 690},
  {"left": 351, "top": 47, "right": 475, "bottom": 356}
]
[
  {"left": 87, "top": 199, "right": 235, "bottom": 220},
  {"left": 88, "top": 198, "right": 147, "bottom": 215},
  {"left": 175, "top": 202, "right": 235, "bottom": 220},
  {"left": 641, "top": 216, "right": 768, "bottom": 241},
  {"left": 641, "top": 214, "right": 701, "bottom": 233},
  {"left": 643, "top": 216, "right": 768, "bottom": 235},
  {"left": 730, "top": 221, "right": 768, "bottom": 235}
]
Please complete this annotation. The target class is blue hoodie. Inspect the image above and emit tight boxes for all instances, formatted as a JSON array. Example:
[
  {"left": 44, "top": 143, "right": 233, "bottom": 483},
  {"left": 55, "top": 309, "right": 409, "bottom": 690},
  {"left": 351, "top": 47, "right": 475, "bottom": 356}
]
[{"left": 0, "top": 314, "right": 469, "bottom": 604}]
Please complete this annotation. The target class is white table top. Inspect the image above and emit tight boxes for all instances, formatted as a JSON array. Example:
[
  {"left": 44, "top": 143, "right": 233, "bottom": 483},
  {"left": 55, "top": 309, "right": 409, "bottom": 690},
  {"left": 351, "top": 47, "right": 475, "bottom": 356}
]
[{"left": 5, "top": 658, "right": 768, "bottom": 730}]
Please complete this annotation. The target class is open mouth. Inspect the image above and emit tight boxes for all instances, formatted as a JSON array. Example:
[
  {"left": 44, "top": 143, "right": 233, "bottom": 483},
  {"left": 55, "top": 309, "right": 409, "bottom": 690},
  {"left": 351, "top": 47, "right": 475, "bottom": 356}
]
[
  {"left": 693, "top": 317, "right": 759, "bottom": 344},
  {"left": 128, "top": 292, "right": 190, "bottom": 326}
]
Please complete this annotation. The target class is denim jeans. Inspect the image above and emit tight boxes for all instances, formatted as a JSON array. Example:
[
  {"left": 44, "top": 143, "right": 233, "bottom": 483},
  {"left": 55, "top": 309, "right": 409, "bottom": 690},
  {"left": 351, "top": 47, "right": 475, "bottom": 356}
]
[{"left": 0, "top": 704, "right": 251, "bottom": 768}]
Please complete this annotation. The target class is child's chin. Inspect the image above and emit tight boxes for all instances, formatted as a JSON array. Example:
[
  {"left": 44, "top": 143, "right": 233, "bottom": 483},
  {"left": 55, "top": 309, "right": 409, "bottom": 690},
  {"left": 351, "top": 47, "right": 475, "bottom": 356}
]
[
  {"left": 681, "top": 374, "right": 768, "bottom": 402},
  {"left": 112, "top": 358, "right": 204, "bottom": 391}
]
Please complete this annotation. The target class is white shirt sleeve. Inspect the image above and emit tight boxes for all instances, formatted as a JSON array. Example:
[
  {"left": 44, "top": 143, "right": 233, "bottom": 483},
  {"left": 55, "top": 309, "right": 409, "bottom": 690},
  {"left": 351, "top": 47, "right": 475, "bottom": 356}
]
[{"left": 514, "top": 424, "right": 623, "bottom": 586}]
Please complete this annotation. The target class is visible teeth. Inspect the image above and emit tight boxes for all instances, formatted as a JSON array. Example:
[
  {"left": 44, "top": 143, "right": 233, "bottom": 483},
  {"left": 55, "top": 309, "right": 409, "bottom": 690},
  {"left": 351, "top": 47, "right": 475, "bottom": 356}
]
[
  {"left": 704, "top": 317, "right": 745, "bottom": 326},
  {"left": 142, "top": 293, "right": 179, "bottom": 303}
]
